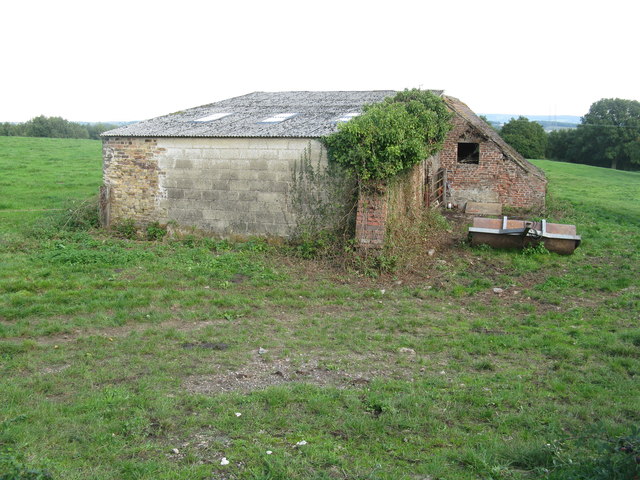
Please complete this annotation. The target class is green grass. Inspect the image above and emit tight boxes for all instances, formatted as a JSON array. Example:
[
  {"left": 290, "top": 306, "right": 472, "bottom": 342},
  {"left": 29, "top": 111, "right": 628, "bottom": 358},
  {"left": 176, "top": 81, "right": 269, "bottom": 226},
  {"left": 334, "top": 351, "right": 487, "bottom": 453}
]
[
  {"left": 0, "top": 137, "right": 101, "bottom": 233},
  {"left": 1, "top": 141, "right": 639, "bottom": 479}
]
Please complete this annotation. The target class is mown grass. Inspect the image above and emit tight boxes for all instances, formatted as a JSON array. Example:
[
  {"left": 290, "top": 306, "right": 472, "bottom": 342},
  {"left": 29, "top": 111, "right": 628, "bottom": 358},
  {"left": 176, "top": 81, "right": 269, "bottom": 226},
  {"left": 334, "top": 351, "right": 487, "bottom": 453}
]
[{"left": 1, "top": 141, "right": 639, "bottom": 479}]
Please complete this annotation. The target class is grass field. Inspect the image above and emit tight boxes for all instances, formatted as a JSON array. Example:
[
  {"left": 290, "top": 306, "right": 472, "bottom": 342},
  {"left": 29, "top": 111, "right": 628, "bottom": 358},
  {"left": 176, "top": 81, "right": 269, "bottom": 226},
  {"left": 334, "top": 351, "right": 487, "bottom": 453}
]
[
  {"left": 0, "top": 137, "right": 102, "bottom": 233},
  {"left": 1, "top": 138, "right": 639, "bottom": 479}
]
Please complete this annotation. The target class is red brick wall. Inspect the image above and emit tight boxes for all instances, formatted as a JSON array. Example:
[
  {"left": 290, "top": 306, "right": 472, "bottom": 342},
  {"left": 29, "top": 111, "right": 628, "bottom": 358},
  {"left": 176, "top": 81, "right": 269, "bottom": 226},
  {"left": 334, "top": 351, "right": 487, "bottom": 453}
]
[
  {"left": 354, "top": 159, "right": 435, "bottom": 248},
  {"left": 353, "top": 114, "right": 547, "bottom": 248},
  {"left": 439, "top": 116, "right": 546, "bottom": 208},
  {"left": 355, "top": 189, "right": 388, "bottom": 248}
]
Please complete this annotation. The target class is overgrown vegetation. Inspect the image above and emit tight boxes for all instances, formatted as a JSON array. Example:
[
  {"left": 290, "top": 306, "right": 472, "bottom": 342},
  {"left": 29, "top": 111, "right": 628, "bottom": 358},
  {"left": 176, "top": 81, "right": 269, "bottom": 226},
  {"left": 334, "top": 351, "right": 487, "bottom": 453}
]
[
  {"left": 318, "top": 89, "right": 454, "bottom": 268},
  {"left": 1, "top": 138, "right": 639, "bottom": 479},
  {"left": 322, "top": 89, "right": 452, "bottom": 183},
  {"left": 287, "top": 143, "right": 356, "bottom": 259}
]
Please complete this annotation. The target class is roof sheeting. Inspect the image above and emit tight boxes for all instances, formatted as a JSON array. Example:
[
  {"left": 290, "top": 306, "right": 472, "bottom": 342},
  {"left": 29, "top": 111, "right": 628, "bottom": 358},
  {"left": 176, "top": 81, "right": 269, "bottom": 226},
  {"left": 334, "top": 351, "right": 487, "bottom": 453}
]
[{"left": 102, "top": 90, "right": 442, "bottom": 138}]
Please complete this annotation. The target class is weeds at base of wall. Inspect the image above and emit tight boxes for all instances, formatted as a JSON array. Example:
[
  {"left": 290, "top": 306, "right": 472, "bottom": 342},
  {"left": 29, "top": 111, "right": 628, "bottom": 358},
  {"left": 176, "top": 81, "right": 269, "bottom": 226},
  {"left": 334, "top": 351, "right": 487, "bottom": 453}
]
[
  {"left": 110, "top": 218, "right": 138, "bottom": 240},
  {"left": 287, "top": 143, "right": 357, "bottom": 260},
  {"left": 109, "top": 220, "right": 168, "bottom": 242},
  {"left": 145, "top": 221, "right": 167, "bottom": 241},
  {"left": 107, "top": 219, "right": 275, "bottom": 253},
  {"left": 313, "top": 208, "right": 450, "bottom": 277}
]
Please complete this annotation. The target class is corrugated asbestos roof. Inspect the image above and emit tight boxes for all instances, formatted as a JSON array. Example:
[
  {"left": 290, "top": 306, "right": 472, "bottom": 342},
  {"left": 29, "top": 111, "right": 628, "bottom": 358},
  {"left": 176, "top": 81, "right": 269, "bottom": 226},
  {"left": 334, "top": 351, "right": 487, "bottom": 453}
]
[{"left": 102, "top": 90, "right": 444, "bottom": 138}]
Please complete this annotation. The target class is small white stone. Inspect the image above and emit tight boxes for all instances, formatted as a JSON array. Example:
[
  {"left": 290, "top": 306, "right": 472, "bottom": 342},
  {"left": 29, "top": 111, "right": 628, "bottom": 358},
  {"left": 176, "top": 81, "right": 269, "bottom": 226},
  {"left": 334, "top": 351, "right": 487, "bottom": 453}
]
[
  {"left": 380, "top": 289, "right": 386, "bottom": 295},
  {"left": 266, "top": 450, "right": 273, "bottom": 455},
  {"left": 398, "top": 347, "right": 416, "bottom": 355},
  {"left": 220, "top": 457, "right": 230, "bottom": 465},
  {"left": 493, "top": 287, "right": 504, "bottom": 294},
  {"left": 296, "top": 440, "right": 307, "bottom": 446},
  {"left": 172, "top": 448, "right": 179, "bottom": 454},
  {"left": 258, "top": 347, "right": 267, "bottom": 355},
  {"left": 427, "top": 249, "right": 436, "bottom": 256},
  {"left": 235, "top": 412, "right": 242, "bottom": 417}
]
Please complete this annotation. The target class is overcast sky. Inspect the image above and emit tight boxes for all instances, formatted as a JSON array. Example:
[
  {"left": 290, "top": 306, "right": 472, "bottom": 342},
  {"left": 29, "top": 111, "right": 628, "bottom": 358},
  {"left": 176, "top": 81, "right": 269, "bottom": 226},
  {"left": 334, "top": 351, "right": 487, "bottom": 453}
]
[{"left": 2, "top": 0, "right": 638, "bottom": 122}]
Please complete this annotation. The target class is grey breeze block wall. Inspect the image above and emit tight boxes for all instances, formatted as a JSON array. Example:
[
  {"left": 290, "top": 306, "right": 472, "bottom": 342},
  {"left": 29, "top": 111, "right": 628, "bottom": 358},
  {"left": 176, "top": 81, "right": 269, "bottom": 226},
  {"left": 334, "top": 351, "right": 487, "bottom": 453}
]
[{"left": 102, "top": 137, "right": 327, "bottom": 237}]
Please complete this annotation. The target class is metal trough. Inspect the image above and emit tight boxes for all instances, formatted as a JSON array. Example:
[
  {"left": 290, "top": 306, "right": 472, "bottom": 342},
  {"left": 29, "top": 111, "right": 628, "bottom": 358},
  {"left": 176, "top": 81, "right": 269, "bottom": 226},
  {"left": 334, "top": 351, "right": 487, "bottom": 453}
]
[{"left": 468, "top": 216, "right": 581, "bottom": 254}]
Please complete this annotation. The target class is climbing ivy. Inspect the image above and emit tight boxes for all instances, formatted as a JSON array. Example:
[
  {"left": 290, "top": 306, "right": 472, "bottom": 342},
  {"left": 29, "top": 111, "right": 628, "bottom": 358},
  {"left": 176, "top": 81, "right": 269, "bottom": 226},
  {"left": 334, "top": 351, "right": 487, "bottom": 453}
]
[{"left": 322, "top": 89, "right": 453, "bottom": 183}]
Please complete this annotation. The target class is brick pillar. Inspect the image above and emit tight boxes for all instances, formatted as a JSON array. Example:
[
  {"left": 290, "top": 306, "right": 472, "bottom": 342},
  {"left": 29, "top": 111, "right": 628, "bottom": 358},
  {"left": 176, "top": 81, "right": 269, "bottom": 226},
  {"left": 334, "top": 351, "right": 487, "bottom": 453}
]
[{"left": 355, "top": 189, "right": 388, "bottom": 248}]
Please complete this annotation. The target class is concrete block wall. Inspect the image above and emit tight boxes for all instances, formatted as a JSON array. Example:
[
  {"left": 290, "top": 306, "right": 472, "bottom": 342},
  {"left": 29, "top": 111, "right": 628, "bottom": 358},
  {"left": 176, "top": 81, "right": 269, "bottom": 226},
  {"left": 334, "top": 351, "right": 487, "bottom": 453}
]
[
  {"left": 439, "top": 116, "right": 546, "bottom": 208},
  {"left": 102, "top": 137, "right": 327, "bottom": 236}
]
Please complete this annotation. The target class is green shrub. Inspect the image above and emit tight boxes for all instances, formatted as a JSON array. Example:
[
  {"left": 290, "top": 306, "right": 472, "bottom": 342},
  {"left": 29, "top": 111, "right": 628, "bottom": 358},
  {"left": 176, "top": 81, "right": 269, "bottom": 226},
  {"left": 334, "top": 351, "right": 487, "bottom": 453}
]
[
  {"left": 323, "top": 89, "right": 452, "bottom": 183},
  {"left": 522, "top": 243, "right": 550, "bottom": 256}
]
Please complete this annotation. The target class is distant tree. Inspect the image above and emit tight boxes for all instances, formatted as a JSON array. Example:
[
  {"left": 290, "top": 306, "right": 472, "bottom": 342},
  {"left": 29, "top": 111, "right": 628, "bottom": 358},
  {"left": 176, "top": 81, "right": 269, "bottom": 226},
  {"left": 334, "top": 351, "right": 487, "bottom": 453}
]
[
  {"left": 547, "top": 129, "right": 574, "bottom": 161},
  {"left": 580, "top": 98, "right": 640, "bottom": 169},
  {"left": 86, "top": 122, "right": 118, "bottom": 140},
  {"left": 546, "top": 98, "right": 640, "bottom": 170},
  {"left": 22, "top": 116, "right": 89, "bottom": 139},
  {"left": 500, "top": 116, "right": 547, "bottom": 159},
  {"left": 0, "top": 122, "right": 13, "bottom": 136},
  {"left": 0, "top": 117, "right": 118, "bottom": 139}
]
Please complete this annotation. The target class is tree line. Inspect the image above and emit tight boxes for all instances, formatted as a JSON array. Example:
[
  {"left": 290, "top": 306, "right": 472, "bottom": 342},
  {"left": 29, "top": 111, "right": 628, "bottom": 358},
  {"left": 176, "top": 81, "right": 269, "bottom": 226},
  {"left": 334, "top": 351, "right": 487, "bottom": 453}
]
[
  {"left": 493, "top": 98, "right": 640, "bottom": 171},
  {"left": 0, "top": 115, "right": 119, "bottom": 140}
]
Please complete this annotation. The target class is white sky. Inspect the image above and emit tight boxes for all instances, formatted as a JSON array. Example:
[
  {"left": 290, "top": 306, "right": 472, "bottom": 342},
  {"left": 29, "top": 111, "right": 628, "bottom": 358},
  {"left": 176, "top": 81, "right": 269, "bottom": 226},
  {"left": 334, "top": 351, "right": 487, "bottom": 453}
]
[{"left": 1, "top": 0, "right": 638, "bottom": 122}]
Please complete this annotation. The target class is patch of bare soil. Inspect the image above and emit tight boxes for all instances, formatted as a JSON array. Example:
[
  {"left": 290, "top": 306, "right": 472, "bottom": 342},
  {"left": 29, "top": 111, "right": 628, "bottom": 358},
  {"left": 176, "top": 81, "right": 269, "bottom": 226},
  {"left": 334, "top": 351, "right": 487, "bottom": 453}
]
[
  {"left": 164, "top": 431, "right": 230, "bottom": 464},
  {"left": 40, "top": 364, "right": 71, "bottom": 375},
  {"left": 183, "top": 350, "right": 418, "bottom": 394}
]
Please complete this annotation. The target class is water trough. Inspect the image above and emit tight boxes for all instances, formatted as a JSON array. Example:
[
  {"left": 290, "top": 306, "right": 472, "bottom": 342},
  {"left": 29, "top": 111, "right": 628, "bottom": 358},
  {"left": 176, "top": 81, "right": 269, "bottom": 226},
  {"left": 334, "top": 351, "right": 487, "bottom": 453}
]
[{"left": 468, "top": 216, "right": 581, "bottom": 254}]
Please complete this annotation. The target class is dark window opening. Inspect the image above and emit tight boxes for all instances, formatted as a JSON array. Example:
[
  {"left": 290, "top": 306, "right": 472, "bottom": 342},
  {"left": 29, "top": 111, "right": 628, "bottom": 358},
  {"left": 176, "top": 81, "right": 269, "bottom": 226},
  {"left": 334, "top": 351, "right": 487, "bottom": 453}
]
[{"left": 457, "top": 142, "right": 480, "bottom": 164}]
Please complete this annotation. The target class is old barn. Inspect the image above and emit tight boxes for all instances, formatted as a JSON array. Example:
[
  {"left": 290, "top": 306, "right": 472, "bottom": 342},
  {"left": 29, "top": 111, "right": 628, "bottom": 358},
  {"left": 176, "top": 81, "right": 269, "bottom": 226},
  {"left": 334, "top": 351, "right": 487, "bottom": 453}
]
[{"left": 101, "top": 91, "right": 546, "bottom": 244}]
